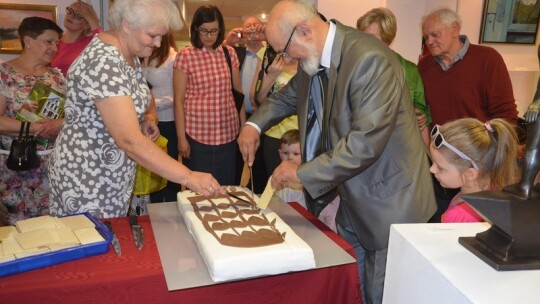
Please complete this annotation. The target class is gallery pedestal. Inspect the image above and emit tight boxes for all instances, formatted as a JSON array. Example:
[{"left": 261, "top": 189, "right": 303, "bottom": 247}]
[{"left": 383, "top": 223, "right": 540, "bottom": 304}]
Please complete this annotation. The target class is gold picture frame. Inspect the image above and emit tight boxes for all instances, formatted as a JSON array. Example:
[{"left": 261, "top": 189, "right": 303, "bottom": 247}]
[{"left": 0, "top": 3, "right": 58, "bottom": 54}]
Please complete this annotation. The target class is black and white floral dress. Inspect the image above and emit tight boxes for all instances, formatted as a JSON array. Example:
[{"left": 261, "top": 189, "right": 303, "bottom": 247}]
[{"left": 49, "top": 36, "right": 150, "bottom": 219}]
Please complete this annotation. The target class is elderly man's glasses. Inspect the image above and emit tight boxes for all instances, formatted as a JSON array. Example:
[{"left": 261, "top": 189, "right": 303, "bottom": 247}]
[
  {"left": 431, "top": 125, "right": 479, "bottom": 169},
  {"left": 66, "top": 7, "right": 83, "bottom": 21},
  {"left": 280, "top": 27, "right": 297, "bottom": 58},
  {"left": 198, "top": 28, "right": 220, "bottom": 37}
]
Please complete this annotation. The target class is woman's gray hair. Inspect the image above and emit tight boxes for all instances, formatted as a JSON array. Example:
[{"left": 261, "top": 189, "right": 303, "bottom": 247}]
[
  {"left": 108, "top": 0, "right": 182, "bottom": 31},
  {"left": 423, "top": 7, "right": 462, "bottom": 28}
]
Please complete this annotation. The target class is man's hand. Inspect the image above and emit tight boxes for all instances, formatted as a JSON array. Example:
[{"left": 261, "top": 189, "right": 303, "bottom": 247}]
[
  {"left": 237, "top": 124, "right": 260, "bottom": 166},
  {"left": 225, "top": 27, "right": 243, "bottom": 46},
  {"left": 271, "top": 160, "right": 300, "bottom": 189},
  {"left": 249, "top": 23, "right": 266, "bottom": 41}
]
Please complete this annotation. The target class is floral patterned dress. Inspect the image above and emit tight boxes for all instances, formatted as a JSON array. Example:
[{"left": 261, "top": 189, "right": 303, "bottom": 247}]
[
  {"left": 48, "top": 36, "right": 151, "bottom": 219},
  {"left": 0, "top": 63, "right": 67, "bottom": 225}
]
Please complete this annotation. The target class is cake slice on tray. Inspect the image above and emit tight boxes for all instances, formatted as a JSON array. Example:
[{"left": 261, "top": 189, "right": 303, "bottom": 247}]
[{"left": 177, "top": 186, "right": 316, "bottom": 282}]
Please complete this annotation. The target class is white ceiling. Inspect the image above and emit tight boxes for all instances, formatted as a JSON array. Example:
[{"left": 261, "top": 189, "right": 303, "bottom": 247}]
[{"left": 178, "top": 0, "right": 280, "bottom": 41}]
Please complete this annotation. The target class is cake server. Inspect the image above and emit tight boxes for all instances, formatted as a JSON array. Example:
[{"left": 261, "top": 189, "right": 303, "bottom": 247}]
[
  {"left": 227, "top": 192, "right": 261, "bottom": 211},
  {"left": 226, "top": 192, "right": 250, "bottom": 203},
  {"left": 103, "top": 221, "right": 121, "bottom": 256},
  {"left": 129, "top": 215, "right": 144, "bottom": 250}
]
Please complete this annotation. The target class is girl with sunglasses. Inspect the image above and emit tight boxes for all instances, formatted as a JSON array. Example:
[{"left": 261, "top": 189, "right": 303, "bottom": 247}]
[{"left": 429, "top": 118, "right": 519, "bottom": 223}]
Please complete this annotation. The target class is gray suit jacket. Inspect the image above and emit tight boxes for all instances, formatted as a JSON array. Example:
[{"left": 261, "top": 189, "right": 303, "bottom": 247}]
[{"left": 249, "top": 21, "right": 436, "bottom": 250}]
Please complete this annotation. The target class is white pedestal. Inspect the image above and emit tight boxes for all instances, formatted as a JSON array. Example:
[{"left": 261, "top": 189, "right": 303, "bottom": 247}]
[{"left": 383, "top": 223, "right": 540, "bottom": 304}]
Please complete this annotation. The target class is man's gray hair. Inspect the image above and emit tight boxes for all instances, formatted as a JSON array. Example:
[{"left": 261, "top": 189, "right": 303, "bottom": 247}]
[
  {"left": 423, "top": 7, "right": 462, "bottom": 28},
  {"left": 108, "top": 0, "right": 182, "bottom": 31}
]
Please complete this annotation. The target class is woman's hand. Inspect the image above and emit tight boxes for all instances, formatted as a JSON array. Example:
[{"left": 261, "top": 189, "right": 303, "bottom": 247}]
[
  {"left": 184, "top": 171, "right": 225, "bottom": 197},
  {"left": 178, "top": 137, "right": 190, "bottom": 159},
  {"left": 31, "top": 118, "right": 63, "bottom": 140},
  {"left": 267, "top": 55, "right": 285, "bottom": 79},
  {"left": 415, "top": 109, "right": 427, "bottom": 131},
  {"left": 140, "top": 116, "right": 159, "bottom": 141},
  {"left": 72, "top": 0, "right": 100, "bottom": 31}
]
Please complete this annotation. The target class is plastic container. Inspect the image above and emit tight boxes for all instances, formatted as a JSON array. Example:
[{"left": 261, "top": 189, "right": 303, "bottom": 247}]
[{"left": 0, "top": 213, "right": 112, "bottom": 278}]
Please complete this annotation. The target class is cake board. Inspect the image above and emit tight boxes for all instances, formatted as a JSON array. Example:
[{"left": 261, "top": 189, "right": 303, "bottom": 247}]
[{"left": 148, "top": 196, "right": 356, "bottom": 291}]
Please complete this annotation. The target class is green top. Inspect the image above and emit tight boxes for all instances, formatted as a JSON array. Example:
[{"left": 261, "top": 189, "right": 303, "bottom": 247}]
[{"left": 396, "top": 52, "right": 432, "bottom": 127}]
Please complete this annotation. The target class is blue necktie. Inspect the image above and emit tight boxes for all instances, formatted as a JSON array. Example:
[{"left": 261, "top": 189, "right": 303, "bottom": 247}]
[{"left": 305, "top": 68, "right": 328, "bottom": 162}]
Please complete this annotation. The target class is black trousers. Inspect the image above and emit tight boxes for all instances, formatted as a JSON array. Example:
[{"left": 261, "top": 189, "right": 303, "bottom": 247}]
[{"left": 150, "top": 121, "right": 181, "bottom": 203}]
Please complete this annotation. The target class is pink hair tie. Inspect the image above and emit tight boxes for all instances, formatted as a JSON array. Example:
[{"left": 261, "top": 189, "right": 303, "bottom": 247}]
[{"left": 485, "top": 122, "right": 494, "bottom": 133}]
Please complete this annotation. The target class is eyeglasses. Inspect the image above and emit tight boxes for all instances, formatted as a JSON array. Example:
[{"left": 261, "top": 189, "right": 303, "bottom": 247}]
[
  {"left": 198, "top": 28, "right": 220, "bottom": 37},
  {"left": 66, "top": 7, "right": 83, "bottom": 21},
  {"left": 431, "top": 125, "right": 479, "bottom": 169},
  {"left": 280, "top": 27, "right": 296, "bottom": 58}
]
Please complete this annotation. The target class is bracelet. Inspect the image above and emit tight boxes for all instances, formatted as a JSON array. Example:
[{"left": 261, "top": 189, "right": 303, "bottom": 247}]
[{"left": 185, "top": 171, "right": 193, "bottom": 188}]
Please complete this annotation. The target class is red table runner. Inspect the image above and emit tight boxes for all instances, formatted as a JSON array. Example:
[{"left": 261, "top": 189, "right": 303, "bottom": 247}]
[{"left": 0, "top": 203, "right": 361, "bottom": 304}]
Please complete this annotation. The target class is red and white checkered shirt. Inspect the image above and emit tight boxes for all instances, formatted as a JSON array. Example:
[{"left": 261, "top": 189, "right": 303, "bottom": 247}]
[{"left": 174, "top": 45, "right": 240, "bottom": 145}]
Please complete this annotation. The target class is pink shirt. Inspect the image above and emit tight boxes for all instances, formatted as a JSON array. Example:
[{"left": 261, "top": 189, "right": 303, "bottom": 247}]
[
  {"left": 441, "top": 192, "right": 484, "bottom": 223},
  {"left": 51, "top": 28, "right": 102, "bottom": 76},
  {"left": 174, "top": 45, "right": 240, "bottom": 145}
]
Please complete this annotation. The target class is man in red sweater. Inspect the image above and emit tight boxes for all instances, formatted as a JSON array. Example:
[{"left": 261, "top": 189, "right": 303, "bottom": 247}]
[
  {"left": 419, "top": 8, "right": 517, "bottom": 126},
  {"left": 418, "top": 8, "right": 518, "bottom": 222}
]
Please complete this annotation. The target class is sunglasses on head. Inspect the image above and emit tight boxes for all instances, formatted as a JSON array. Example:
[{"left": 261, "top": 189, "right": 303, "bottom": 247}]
[
  {"left": 431, "top": 124, "right": 479, "bottom": 169},
  {"left": 66, "top": 7, "right": 84, "bottom": 21}
]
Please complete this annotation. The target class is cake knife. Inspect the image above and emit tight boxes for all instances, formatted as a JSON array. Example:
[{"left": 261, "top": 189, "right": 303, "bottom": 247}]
[
  {"left": 129, "top": 215, "right": 144, "bottom": 250},
  {"left": 249, "top": 165, "right": 255, "bottom": 199},
  {"left": 103, "top": 221, "right": 121, "bottom": 256}
]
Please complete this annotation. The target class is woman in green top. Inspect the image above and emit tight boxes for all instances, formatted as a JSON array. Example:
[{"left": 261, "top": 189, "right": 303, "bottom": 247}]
[{"left": 357, "top": 7, "right": 432, "bottom": 147}]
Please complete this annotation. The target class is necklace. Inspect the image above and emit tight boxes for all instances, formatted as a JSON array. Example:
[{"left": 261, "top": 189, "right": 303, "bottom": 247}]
[{"left": 114, "top": 31, "right": 135, "bottom": 67}]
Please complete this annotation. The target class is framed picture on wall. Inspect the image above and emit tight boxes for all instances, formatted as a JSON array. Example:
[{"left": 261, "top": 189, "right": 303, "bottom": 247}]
[
  {"left": 480, "top": 0, "right": 540, "bottom": 44},
  {"left": 0, "top": 3, "right": 58, "bottom": 54}
]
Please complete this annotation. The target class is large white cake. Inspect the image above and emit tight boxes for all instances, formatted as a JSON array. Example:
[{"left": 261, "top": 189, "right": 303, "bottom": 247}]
[{"left": 177, "top": 186, "right": 316, "bottom": 282}]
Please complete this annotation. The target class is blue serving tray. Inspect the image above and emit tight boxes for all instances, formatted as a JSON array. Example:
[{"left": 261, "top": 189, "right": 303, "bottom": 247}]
[{"left": 0, "top": 213, "right": 112, "bottom": 278}]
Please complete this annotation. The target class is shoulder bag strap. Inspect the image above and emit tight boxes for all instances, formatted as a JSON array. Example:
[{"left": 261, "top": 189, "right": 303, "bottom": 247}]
[
  {"left": 17, "top": 121, "right": 25, "bottom": 140},
  {"left": 24, "top": 122, "right": 31, "bottom": 138},
  {"left": 222, "top": 45, "right": 233, "bottom": 83}
]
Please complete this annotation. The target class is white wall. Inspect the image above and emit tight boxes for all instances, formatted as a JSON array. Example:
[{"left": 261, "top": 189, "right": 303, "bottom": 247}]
[
  {"left": 318, "top": 0, "right": 383, "bottom": 28},
  {"left": 319, "top": 0, "right": 539, "bottom": 116},
  {"left": 1, "top": 0, "right": 537, "bottom": 115}
]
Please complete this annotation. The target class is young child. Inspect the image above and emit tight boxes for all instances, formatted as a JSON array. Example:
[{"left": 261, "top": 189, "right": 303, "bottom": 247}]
[
  {"left": 275, "top": 130, "right": 340, "bottom": 232},
  {"left": 429, "top": 118, "right": 519, "bottom": 223}
]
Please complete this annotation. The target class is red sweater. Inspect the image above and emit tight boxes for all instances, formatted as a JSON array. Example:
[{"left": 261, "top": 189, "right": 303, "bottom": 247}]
[{"left": 418, "top": 44, "right": 517, "bottom": 126}]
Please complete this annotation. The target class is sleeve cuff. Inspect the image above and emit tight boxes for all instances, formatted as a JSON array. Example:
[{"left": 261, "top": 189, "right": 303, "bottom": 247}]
[{"left": 244, "top": 121, "right": 261, "bottom": 134}]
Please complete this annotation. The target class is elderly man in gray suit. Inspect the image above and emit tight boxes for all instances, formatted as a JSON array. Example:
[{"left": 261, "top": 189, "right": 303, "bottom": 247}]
[{"left": 238, "top": 1, "right": 436, "bottom": 303}]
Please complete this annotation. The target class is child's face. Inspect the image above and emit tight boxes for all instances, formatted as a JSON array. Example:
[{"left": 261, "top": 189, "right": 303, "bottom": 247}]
[
  {"left": 279, "top": 142, "right": 302, "bottom": 165},
  {"left": 429, "top": 144, "right": 463, "bottom": 189}
]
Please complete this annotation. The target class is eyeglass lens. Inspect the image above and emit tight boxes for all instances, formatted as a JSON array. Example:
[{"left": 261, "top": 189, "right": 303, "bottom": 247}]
[
  {"left": 199, "top": 28, "right": 220, "bottom": 36},
  {"left": 66, "top": 7, "right": 83, "bottom": 20}
]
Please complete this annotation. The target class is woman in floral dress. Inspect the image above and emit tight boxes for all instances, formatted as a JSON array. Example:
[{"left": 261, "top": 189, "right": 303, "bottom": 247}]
[{"left": 0, "top": 17, "right": 66, "bottom": 225}]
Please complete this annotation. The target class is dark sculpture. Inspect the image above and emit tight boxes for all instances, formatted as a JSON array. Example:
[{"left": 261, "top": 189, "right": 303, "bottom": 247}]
[
  {"left": 502, "top": 45, "right": 540, "bottom": 199},
  {"left": 458, "top": 45, "right": 540, "bottom": 271}
]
